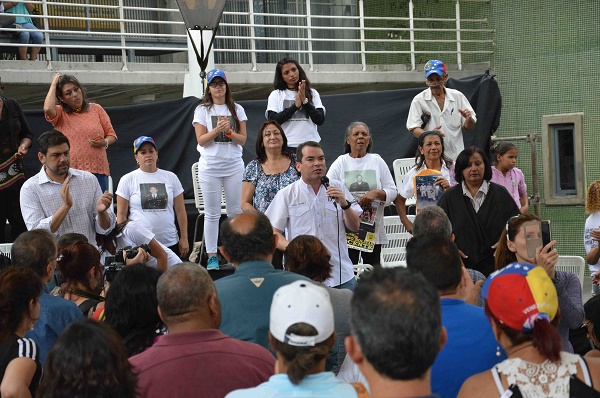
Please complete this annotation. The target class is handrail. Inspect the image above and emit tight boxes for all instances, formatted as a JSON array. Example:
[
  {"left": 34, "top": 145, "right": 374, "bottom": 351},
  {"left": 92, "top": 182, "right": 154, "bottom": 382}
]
[{"left": 0, "top": 0, "right": 494, "bottom": 73}]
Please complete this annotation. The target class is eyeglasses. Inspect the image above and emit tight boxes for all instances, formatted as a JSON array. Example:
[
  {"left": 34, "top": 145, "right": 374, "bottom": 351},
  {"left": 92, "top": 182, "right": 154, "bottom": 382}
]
[
  {"left": 208, "top": 81, "right": 226, "bottom": 88},
  {"left": 582, "top": 321, "right": 592, "bottom": 329}
]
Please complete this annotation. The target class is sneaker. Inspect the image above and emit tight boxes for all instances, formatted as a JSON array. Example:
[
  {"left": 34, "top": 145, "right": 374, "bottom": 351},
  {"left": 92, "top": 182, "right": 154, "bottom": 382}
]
[{"left": 206, "top": 256, "right": 219, "bottom": 271}]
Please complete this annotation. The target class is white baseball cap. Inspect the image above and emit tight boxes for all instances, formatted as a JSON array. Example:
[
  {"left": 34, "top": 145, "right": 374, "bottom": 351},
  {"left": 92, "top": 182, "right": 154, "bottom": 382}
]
[{"left": 269, "top": 281, "right": 334, "bottom": 347}]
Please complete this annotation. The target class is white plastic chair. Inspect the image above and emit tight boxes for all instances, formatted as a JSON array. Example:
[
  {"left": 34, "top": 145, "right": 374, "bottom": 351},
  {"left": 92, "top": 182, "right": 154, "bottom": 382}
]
[
  {"left": 191, "top": 163, "right": 227, "bottom": 260},
  {"left": 556, "top": 255, "right": 586, "bottom": 289},
  {"left": 393, "top": 158, "right": 417, "bottom": 208},
  {"left": 0, "top": 243, "right": 12, "bottom": 259},
  {"left": 380, "top": 215, "right": 414, "bottom": 267},
  {"left": 353, "top": 263, "right": 373, "bottom": 279}
]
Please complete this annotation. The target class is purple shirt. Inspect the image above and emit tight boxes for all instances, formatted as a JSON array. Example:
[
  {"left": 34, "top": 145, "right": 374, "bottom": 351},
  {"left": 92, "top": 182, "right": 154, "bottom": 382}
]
[{"left": 491, "top": 167, "right": 527, "bottom": 208}]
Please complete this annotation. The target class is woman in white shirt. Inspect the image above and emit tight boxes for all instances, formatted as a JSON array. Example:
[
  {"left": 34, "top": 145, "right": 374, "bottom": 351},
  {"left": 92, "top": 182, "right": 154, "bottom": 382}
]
[
  {"left": 266, "top": 58, "right": 325, "bottom": 150},
  {"left": 192, "top": 69, "right": 247, "bottom": 271}
]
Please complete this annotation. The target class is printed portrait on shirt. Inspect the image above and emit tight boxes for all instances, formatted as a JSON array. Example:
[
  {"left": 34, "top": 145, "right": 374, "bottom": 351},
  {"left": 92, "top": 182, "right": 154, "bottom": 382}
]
[
  {"left": 140, "top": 183, "right": 168, "bottom": 211},
  {"left": 344, "top": 170, "right": 376, "bottom": 196},
  {"left": 210, "top": 115, "right": 234, "bottom": 143},
  {"left": 283, "top": 99, "right": 308, "bottom": 122}
]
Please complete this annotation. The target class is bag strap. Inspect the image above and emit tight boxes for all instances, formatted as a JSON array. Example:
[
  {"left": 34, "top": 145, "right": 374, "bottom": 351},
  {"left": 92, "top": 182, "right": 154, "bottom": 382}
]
[
  {"left": 351, "top": 382, "right": 370, "bottom": 398},
  {"left": 578, "top": 356, "right": 593, "bottom": 387},
  {"left": 78, "top": 299, "right": 101, "bottom": 316}
]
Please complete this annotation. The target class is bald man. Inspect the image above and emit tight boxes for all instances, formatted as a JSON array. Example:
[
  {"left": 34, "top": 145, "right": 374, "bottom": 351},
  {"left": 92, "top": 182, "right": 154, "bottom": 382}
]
[{"left": 214, "top": 211, "right": 311, "bottom": 350}]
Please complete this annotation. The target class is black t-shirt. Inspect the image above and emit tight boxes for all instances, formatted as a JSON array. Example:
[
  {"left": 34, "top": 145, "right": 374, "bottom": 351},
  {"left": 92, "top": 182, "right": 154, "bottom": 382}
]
[{"left": 0, "top": 334, "right": 42, "bottom": 396}]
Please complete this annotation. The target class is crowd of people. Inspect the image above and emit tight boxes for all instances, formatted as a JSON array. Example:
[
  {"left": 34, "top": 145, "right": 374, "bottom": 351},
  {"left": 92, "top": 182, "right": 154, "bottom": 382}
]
[{"left": 1, "top": 58, "right": 600, "bottom": 397}]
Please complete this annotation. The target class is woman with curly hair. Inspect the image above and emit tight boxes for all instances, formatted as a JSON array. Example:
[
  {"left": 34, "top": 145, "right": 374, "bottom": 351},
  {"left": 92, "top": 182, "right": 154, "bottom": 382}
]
[
  {"left": 103, "top": 264, "right": 164, "bottom": 357},
  {"left": 266, "top": 58, "right": 325, "bottom": 151},
  {"left": 0, "top": 267, "right": 43, "bottom": 397},
  {"left": 192, "top": 68, "right": 247, "bottom": 271},
  {"left": 37, "top": 318, "right": 137, "bottom": 398},
  {"left": 585, "top": 181, "right": 600, "bottom": 295}
]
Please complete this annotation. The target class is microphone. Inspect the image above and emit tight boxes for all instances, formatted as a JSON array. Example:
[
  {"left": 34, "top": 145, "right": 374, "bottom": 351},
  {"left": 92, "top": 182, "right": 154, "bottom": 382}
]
[{"left": 321, "top": 176, "right": 337, "bottom": 207}]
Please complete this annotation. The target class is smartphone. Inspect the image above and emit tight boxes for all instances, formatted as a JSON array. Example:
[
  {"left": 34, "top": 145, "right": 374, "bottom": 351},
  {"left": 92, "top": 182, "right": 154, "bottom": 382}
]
[
  {"left": 541, "top": 220, "right": 552, "bottom": 252},
  {"left": 523, "top": 220, "right": 543, "bottom": 258}
]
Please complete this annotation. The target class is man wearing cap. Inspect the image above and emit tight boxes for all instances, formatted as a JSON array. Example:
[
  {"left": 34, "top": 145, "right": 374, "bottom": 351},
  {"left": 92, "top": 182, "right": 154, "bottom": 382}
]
[
  {"left": 214, "top": 211, "right": 312, "bottom": 350},
  {"left": 226, "top": 280, "right": 362, "bottom": 397},
  {"left": 345, "top": 267, "right": 445, "bottom": 398},
  {"left": 130, "top": 263, "right": 275, "bottom": 398},
  {"left": 406, "top": 59, "right": 477, "bottom": 161},
  {"left": 20, "top": 129, "right": 115, "bottom": 245}
]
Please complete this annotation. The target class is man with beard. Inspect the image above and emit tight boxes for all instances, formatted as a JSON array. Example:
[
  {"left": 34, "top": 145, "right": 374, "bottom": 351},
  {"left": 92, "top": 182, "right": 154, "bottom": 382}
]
[{"left": 20, "top": 129, "right": 115, "bottom": 246}]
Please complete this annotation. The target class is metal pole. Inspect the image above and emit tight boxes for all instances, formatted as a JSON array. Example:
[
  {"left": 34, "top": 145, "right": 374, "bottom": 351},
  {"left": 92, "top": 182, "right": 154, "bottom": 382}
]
[
  {"left": 117, "top": 0, "right": 127, "bottom": 70},
  {"left": 455, "top": 0, "right": 462, "bottom": 70},
  {"left": 306, "top": 0, "right": 314, "bottom": 71},
  {"left": 409, "top": 0, "right": 415, "bottom": 70},
  {"left": 359, "top": 0, "right": 366, "bottom": 72},
  {"left": 41, "top": 0, "right": 52, "bottom": 66},
  {"left": 248, "top": 0, "right": 257, "bottom": 71}
]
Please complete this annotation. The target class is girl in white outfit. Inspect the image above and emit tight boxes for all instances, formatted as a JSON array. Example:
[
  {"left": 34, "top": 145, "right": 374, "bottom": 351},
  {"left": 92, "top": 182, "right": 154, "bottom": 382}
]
[{"left": 192, "top": 69, "right": 247, "bottom": 270}]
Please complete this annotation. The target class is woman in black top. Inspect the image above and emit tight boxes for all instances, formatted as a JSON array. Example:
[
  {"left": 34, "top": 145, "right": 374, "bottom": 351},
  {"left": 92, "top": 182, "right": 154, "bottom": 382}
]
[{"left": 0, "top": 267, "right": 43, "bottom": 397}]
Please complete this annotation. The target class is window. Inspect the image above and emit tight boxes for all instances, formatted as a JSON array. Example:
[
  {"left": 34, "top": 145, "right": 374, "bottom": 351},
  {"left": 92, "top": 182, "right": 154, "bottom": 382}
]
[{"left": 541, "top": 113, "right": 585, "bottom": 205}]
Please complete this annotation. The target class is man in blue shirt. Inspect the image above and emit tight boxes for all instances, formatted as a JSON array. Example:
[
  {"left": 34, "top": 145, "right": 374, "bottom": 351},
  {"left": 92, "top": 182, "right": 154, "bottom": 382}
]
[
  {"left": 406, "top": 234, "right": 504, "bottom": 398},
  {"left": 12, "top": 229, "right": 83, "bottom": 363},
  {"left": 215, "top": 211, "right": 311, "bottom": 351}
]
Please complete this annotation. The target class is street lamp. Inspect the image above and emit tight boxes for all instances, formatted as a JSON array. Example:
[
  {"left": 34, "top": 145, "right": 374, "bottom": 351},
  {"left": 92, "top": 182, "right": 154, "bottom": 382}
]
[{"left": 175, "top": 0, "right": 227, "bottom": 95}]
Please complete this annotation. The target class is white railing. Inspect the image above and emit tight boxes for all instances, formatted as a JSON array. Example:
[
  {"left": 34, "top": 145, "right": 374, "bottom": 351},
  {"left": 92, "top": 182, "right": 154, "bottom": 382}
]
[{"left": 0, "top": 0, "right": 494, "bottom": 71}]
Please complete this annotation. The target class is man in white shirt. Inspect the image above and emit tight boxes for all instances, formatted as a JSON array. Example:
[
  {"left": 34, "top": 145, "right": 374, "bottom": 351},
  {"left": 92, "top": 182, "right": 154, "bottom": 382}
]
[
  {"left": 406, "top": 59, "right": 477, "bottom": 161},
  {"left": 265, "top": 141, "right": 362, "bottom": 290},
  {"left": 20, "top": 129, "right": 115, "bottom": 245}
]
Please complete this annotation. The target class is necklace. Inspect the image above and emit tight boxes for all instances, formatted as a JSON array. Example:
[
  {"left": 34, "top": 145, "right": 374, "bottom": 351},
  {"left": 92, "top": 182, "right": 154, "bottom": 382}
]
[{"left": 73, "top": 106, "right": 82, "bottom": 113}]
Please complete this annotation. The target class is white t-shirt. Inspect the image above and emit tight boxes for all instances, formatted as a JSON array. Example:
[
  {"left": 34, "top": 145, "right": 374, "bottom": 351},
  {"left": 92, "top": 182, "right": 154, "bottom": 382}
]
[
  {"left": 585, "top": 212, "right": 600, "bottom": 273},
  {"left": 116, "top": 168, "right": 184, "bottom": 247},
  {"left": 192, "top": 103, "right": 247, "bottom": 176},
  {"left": 265, "top": 178, "right": 362, "bottom": 287},
  {"left": 265, "top": 88, "right": 325, "bottom": 147},
  {"left": 399, "top": 162, "right": 455, "bottom": 199},
  {"left": 327, "top": 153, "right": 398, "bottom": 244},
  {"left": 116, "top": 221, "right": 182, "bottom": 269},
  {"left": 406, "top": 87, "right": 477, "bottom": 161}
]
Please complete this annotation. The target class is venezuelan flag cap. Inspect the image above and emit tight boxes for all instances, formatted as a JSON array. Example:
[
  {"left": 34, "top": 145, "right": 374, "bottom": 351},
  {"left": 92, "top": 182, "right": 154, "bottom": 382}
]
[{"left": 482, "top": 262, "right": 558, "bottom": 332}]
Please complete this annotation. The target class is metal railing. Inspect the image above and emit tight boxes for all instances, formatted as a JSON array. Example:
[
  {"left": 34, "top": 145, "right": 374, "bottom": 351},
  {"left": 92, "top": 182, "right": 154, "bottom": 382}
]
[{"left": 0, "top": 0, "right": 494, "bottom": 71}]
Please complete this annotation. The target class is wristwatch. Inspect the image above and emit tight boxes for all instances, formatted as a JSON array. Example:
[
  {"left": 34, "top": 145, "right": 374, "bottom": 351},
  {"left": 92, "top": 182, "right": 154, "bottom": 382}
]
[
  {"left": 303, "top": 98, "right": 309, "bottom": 105},
  {"left": 340, "top": 201, "right": 353, "bottom": 210}
]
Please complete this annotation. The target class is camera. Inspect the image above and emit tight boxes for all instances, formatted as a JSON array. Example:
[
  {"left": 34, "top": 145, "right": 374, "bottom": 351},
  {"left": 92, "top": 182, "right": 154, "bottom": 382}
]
[{"left": 104, "top": 244, "right": 151, "bottom": 283}]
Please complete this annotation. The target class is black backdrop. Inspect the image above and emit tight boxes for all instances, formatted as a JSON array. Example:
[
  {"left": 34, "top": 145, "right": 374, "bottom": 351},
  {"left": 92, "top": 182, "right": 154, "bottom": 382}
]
[{"left": 22, "top": 72, "right": 501, "bottom": 200}]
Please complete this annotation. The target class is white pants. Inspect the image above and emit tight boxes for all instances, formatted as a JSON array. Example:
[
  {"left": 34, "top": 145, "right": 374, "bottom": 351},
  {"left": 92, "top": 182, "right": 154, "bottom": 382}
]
[{"left": 197, "top": 169, "right": 243, "bottom": 254}]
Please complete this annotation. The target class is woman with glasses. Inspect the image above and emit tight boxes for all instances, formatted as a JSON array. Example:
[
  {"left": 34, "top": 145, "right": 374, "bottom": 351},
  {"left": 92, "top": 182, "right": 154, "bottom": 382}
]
[
  {"left": 584, "top": 295, "right": 600, "bottom": 359},
  {"left": 193, "top": 69, "right": 247, "bottom": 271},
  {"left": 266, "top": 58, "right": 325, "bottom": 152},
  {"left": 437, "top": 146, "right": 520, "bottom": 276},
  {"left": 495, "top": 213, "right": 583, "bottom": 353},
  {"left": 43, "top": 73, "right": 118, "bottom": 192}
]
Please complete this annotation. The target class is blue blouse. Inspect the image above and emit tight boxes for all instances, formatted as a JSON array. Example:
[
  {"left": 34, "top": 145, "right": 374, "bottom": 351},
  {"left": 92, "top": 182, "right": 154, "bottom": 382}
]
[{"left": 243, "top": 156, "right": 299, "bottom": 213}]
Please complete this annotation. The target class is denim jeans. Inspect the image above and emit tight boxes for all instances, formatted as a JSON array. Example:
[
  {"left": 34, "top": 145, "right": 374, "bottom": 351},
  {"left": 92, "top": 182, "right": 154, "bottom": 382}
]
[{"left": 14, "top": 22, "right": 43, "bottom": 45}]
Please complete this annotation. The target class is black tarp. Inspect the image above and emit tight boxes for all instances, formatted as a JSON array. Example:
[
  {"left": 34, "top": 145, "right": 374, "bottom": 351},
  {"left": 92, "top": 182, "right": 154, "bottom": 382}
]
[{"left": 22, "top": 71, "right": 501, "bottom": 200}]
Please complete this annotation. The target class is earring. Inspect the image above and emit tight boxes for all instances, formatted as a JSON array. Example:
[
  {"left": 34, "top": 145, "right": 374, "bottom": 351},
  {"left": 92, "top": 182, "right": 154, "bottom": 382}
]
[{"left": 496, "top": 346, "right": 502, "bottom": 357}]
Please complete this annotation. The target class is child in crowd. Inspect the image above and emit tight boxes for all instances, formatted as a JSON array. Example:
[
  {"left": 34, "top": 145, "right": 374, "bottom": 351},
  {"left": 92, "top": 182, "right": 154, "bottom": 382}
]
[
  {"left": 585, "top": 181, "right": 600, "bottom": 295},
  {"left": 490, "top": 141, "right": 528, "bottom": 214}
]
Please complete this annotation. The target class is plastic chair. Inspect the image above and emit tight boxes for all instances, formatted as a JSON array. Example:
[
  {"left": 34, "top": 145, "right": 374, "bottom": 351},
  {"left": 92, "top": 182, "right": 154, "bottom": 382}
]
[
  {"left": 353, "top": 263, "right": 373, "bottom": 279},
  {"left": 556, "top": 255, "right": 586, "bottom": 290},
  {"left": 393, "top": 158, "right": 416, "bottom": 209},
  {"left": 0, "top": 243, "right": 12, "bottom": 259},
  {"left": 380, "top": 215, "right": 414, "bottom": 267}
]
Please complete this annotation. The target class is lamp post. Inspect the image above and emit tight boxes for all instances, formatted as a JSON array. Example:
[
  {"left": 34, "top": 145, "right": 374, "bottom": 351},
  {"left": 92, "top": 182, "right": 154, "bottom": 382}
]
[{"left": 174, "top": 0, "right": 227, "bottom": 98}]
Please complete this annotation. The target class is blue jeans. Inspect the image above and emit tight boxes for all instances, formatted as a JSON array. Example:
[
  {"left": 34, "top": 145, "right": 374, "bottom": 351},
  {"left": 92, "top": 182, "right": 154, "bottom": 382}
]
[
  {"left": 93, "top": 173, "right": 109, "bottom": 193},
  {"left": 14, "top": 22, "right": 43, "bottom": 45},
  {"left": 334, "top": 276, "right": 357, "bottom": 291}
]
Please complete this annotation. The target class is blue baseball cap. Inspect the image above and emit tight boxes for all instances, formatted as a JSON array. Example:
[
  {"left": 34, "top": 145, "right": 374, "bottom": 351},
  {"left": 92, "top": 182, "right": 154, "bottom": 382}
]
[
  {"left": 207, "top": 69, "right": 227, "bottom": 84},
  {"left": 133, "top": 136, "right": 156, "bottom": 154},
  {"left": 424, "top": 60, "right": 447, "bottom": 78}
]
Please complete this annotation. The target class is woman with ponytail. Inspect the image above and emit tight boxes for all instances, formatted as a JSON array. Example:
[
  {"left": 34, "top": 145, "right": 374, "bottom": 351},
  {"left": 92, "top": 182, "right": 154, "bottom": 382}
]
[
  {"left": 459, "top": 263, "right": 600, "bottom": 397},
  {"left": 495, "top": 213, "right": 583, "bottom": 354}
]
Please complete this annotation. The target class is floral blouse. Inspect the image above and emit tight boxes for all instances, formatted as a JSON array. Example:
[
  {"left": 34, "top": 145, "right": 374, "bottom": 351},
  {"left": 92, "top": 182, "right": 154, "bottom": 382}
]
[{"left": 243, "top": 155, "right": 299, "bottom": 213}]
